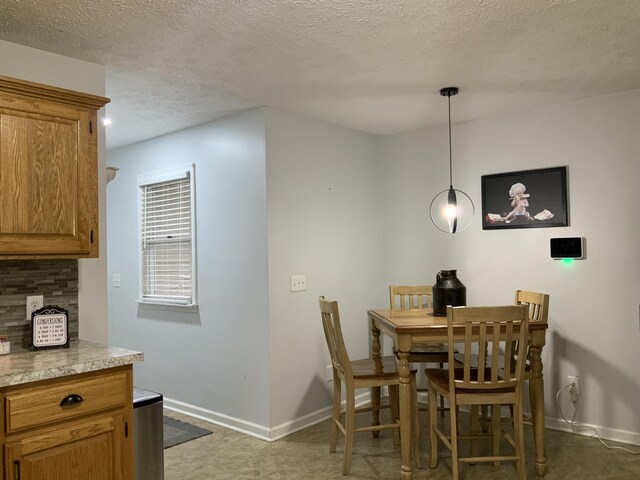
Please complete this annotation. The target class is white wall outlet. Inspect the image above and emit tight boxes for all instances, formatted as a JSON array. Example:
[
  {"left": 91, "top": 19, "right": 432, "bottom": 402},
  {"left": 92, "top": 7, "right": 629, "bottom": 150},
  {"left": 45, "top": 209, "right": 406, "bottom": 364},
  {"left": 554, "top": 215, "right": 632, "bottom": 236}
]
[
  {"left": 26, "top": 295, "right": 44, "bottom": 320},
  {"left": 290, "top": 274, "right": 306, "bottom": 292},
  {"left": 325, "top": 365, "right": 333, "bottom": 382},
  {"left": 112, "top": 274, "right": 121, "bottom": 288},
  {"left": 568, "top": 375, "right": 580, "bottom": 402}
]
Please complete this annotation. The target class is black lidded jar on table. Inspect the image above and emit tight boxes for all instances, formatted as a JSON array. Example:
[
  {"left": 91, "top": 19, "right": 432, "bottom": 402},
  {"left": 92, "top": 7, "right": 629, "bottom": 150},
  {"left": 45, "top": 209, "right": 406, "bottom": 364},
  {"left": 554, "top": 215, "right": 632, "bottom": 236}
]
[{"left": 432, "top": 269, "right": 466, "bottom": 316}]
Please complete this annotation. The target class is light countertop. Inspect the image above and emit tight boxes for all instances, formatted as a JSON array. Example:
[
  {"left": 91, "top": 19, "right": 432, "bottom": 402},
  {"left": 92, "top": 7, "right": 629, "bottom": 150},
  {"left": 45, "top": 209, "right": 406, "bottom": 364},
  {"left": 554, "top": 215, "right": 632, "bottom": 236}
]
[{"left": 0, "top": 340, "right": 143, "bottom": 387}]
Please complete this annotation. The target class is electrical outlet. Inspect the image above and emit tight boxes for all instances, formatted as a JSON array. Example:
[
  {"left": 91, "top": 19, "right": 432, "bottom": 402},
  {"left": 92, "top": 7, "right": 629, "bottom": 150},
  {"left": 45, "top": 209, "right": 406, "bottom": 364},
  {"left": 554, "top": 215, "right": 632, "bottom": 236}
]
[
  {"left": 325, "top": 365, "right": 333, "bottom": 382},
  {"left": 26, "top": 295, "right": 44, "bottom": 320},
  {"left": 568, "top": 375, "right": 580, "bottom": 402},
  {"left": 290, "top": 274, "right": 306, "bottom": 292}
]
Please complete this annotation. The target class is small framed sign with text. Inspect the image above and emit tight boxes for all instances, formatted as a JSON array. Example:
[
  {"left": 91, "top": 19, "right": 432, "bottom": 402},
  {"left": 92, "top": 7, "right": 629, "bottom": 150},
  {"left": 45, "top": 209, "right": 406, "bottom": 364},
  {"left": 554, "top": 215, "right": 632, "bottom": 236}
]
[{"left": 31, "top": 306, "right": 70, "bottom": 350}]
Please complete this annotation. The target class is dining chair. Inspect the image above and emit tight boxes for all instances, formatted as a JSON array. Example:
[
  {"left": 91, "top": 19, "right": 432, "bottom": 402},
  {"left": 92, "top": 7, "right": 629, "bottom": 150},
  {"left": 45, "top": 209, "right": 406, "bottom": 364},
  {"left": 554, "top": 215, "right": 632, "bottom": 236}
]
[
  {"left": 514, "top": 290, "right": 549, "bottom": 418},
  {"left": 389, "top": 285, "right": 449, "bottom": 414},
  {"left": 469, "top": 290, "right": 550, "bottom": 433},
  {"left": 426, "top": 305, "right": 529, "bottom": 480},
  {"left": 319, "top": 296, "right": 421, "bottom": 474}
]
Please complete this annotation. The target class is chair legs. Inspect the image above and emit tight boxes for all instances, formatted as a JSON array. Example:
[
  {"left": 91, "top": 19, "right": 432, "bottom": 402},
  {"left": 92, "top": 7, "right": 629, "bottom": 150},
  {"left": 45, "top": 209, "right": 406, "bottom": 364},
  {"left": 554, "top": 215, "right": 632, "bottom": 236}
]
[
  {"left": 335, "top": 379, "right": 422, "bottom": 475},
  {"left": 330, "top": 375, "right": 341, "bottom": 453},
  {"left": 410, "top": 376, "right": 422, "bottom": 468},
  {"left": 514, "top": 400, "right": 526, "bottom": 480},
  {"left": 429, "top": 398, "right": 526, "bottom": 480},
  {"left": 371, "top": 385, "right": 381, "bottom": 438},
  {"left": 343, "top": 393, "right": 356, "bottom": 475},
  {"left": 428, "top": 383, "right": 438, "bottom": 469},
  {"left": 492, "top": 404, "right": 501, "bottom": 466},
  {"left": 389, "top": 385, "right": 400, "bottom": 446}
]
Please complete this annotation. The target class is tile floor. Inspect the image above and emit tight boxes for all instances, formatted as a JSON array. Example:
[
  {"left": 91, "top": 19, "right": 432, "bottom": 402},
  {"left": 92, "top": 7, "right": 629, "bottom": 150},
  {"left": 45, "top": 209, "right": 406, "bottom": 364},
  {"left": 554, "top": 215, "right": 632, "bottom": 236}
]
[{"left": 164, "top": 409, "right": 640, "bottom": 479}]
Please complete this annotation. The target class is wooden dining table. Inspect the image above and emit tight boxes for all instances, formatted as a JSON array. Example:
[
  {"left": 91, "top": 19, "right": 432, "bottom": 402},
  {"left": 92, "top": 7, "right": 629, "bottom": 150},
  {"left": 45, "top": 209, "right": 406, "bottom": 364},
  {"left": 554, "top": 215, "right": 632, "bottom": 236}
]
[{"left": 368, "top": 308, "right": 549, "bottom": 480}]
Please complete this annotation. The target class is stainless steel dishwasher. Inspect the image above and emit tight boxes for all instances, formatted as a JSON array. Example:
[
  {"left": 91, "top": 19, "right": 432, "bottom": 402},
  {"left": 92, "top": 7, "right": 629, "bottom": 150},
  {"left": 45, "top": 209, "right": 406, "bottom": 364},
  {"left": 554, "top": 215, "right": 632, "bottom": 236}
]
[{"left": 133, "top": 387, "right": 164, "bottom": 480}]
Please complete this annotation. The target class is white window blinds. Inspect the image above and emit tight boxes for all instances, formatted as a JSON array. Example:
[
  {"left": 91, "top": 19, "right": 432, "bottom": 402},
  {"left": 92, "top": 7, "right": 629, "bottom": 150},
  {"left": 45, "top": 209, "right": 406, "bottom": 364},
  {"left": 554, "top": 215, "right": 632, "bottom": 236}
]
[{"left": 138, "top": 165, "right": 196, "bottom": 305}]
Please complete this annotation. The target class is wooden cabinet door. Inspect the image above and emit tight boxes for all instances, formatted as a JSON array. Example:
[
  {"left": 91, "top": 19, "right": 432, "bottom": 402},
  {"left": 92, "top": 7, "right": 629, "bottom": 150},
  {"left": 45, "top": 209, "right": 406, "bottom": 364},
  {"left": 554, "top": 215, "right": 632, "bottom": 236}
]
[
  {"left": 0, "top": 92, "right": 98, "bottom": 258},
  {"left": 4, "top": 415, "right": 128, "bottom": 480}
]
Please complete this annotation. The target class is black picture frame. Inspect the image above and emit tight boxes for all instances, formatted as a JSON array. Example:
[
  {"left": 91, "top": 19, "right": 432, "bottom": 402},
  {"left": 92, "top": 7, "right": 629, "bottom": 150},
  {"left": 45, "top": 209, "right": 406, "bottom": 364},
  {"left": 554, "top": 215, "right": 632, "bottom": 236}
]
[
  {"left": 31, "top": 306, "right": 70, "bottom": 350},
  {"left": 481, "top": 166, "right": 568, "bottom": 230}
]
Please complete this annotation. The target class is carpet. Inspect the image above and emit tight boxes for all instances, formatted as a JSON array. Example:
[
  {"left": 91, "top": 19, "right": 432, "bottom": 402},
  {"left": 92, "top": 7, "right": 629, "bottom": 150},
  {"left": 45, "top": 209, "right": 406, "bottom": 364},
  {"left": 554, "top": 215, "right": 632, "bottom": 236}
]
[{"left": 163, "top": 416, "right": 213, "bottom": 449}]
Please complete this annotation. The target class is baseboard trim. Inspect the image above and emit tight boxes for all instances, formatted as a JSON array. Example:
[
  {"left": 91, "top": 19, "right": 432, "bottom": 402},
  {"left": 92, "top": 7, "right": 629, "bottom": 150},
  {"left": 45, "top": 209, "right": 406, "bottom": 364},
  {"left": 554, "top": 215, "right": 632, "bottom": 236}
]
[
  {"left": 164, "top": 390, "right": 374, "bottom": 442},
  {"left": 166, "top": 394, "right": 640, "bottom": 447},
  {"left": 163, "top": 397, "right": 272, "bottom": 441},
  {"left": 544, "top": 416, "right": 640, "bottom": 447},
  {"left": 269, "top": 391, "right": 372, "bottom": 441}
]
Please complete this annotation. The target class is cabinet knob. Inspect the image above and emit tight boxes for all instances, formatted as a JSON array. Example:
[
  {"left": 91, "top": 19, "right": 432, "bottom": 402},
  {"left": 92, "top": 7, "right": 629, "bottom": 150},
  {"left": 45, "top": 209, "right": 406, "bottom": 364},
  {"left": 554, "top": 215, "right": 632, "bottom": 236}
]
[{"left": 60, "top": 393, "right": 84, "bottom": 407}]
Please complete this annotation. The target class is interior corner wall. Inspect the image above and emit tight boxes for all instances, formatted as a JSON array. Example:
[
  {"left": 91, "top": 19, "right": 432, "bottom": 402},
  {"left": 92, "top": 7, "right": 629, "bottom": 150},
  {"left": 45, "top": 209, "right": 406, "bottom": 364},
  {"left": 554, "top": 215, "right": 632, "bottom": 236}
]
[
  {"left": 377, "top": 126, "right": 459, "bottom": 284},
  {"left": 0, "top": 40, "right": 108, "bottom": 343},
  {"left": 379, "top": 89, "right": 640, "bottom": 443},
  {"left": 264, "top": 108, "right": 383, "bottom": 432},
  {"left": 106, "top": 109, "right": 271, "bottom": 431}
]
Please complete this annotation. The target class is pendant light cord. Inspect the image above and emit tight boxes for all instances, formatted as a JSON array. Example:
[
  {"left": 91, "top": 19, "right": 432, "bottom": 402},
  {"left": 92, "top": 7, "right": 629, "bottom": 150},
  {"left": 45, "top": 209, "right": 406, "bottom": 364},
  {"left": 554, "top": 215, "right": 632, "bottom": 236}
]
[{"left": 448, "top": 93, "right": 453, "bottom": 189}]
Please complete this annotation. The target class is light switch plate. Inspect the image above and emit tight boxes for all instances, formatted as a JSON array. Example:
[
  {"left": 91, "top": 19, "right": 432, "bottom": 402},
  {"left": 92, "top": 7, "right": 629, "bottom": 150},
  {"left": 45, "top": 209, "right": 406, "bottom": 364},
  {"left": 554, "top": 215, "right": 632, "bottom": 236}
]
[
  {"left": 113, "top": 274, "right": 121, "bottom": 288},
  {"left": 290, "top": 275, "right": 306, "bottom": 292}
]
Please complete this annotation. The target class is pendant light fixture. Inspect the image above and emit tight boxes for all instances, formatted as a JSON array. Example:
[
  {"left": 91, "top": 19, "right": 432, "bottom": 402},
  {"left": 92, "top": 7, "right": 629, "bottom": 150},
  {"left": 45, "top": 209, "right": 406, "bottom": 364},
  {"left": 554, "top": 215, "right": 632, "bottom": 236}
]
[{"left": 429, "top": 87, "right": 474, "bottom": 234}]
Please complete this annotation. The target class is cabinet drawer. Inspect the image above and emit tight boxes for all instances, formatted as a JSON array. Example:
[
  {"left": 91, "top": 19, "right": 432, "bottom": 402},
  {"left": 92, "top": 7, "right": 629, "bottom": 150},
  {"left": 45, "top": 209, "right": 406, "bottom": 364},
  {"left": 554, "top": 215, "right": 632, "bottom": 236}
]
[{"left": 5, "top": 370, "right": 127, "bottom": 434}]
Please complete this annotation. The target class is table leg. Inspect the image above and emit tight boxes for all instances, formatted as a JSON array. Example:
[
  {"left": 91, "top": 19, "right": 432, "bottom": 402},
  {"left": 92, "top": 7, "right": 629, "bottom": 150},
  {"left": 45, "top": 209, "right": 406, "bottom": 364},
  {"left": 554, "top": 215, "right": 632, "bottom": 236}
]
[
  {"left": 397, "top": 350, "right": 413, "bottom": 479},
  {"left": 371, "top": 319, "right": 382, "bottom": 437},
  {"left": 529, "top": 344, "right": 547, "bottom": 476}
]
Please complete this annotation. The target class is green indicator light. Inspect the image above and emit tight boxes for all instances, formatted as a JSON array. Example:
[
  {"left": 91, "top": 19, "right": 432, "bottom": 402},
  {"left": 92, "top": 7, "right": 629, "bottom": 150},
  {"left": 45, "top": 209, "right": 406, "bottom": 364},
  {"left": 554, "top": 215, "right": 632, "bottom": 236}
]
[{"left": 561, "top": 258, "right": 574, "bottom": 265}]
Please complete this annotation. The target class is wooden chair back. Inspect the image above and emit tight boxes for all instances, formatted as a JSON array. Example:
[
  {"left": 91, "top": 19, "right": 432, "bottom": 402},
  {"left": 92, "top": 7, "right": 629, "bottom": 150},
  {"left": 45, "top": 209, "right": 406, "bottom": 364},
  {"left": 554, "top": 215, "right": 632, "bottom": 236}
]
[
  {"left": 515, "top": 290, "right": 549, "bottom": 323},
  {"left": 389, "top": 285, "right": 432, "bottom": 310},
  {"left": 319, "top": 296, "right": 353, "bottom": 382},
  {"left": 446, "top": 305, "right": 529, "bottom": 393}
]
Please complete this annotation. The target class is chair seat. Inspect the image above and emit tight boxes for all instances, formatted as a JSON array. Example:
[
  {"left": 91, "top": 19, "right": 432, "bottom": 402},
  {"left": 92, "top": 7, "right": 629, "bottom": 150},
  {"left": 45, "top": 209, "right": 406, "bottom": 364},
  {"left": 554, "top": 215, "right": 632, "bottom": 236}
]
[
  {"left": 350, "top": 355, "right": 400, "bottom": 379},
  {"left": 426, "top": 368, "right": 514, "bottom": 395}
]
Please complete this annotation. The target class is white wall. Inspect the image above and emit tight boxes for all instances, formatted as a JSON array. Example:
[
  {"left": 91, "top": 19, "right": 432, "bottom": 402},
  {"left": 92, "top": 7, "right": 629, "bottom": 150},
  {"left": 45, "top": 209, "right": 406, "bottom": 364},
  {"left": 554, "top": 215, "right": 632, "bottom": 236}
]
[
  {"left": 378, "top": 125, "right": 459, "bottom": 283},
  {"left": 265, "top": 109, "right": 382, "bottom": 434},
  {"left": 107, "top": 110, "right": 271, "bottom": 434},
  {"left": 0, "top": 40, "right": 108, "bottom": 343},
  {"left": 379, "top": 89, "right": 640, "bottom": 443}
]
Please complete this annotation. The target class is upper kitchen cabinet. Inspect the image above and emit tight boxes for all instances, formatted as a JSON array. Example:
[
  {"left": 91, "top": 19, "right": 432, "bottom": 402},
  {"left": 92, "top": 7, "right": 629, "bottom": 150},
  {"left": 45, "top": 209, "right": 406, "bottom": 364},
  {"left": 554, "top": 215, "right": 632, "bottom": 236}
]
[{"left": 0, "top": 75, "right": 109, "bottom": 259}]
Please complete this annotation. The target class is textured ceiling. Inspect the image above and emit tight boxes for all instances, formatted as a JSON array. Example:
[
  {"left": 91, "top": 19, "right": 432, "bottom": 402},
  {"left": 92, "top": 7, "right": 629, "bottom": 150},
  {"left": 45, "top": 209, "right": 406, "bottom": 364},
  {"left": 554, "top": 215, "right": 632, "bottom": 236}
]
[{"left": 1, "top": 0, "right": 639, "bottom": 150}]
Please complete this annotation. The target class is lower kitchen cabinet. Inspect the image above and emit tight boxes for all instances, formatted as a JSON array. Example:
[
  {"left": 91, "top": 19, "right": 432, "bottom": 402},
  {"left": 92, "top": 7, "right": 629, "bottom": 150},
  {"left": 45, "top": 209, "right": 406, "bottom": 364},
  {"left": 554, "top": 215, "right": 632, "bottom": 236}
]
[{"left": 1, "top": 366, "right": 134, "bottom": 480}]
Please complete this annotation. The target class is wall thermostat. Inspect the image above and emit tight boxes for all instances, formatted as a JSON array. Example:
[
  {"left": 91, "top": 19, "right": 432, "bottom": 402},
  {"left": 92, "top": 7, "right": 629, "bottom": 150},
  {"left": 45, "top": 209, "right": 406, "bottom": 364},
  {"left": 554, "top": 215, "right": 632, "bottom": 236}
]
[{"left": 550, "top": 237, "right": 585, "bottom": 260}]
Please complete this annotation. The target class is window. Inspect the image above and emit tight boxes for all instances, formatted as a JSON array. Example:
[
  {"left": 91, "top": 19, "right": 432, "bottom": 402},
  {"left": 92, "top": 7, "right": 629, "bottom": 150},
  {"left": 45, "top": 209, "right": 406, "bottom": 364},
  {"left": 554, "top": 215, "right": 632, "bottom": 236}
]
[{"left": 138, "top": 165, "right": 196, "bottom": 306}]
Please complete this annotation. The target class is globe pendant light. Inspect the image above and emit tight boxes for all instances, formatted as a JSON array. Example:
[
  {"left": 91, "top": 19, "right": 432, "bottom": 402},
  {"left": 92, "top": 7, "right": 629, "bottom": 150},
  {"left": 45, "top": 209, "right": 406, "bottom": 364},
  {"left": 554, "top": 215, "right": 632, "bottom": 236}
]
[{"left": 429, "top": 87, "right": 474, "bottom": 234}]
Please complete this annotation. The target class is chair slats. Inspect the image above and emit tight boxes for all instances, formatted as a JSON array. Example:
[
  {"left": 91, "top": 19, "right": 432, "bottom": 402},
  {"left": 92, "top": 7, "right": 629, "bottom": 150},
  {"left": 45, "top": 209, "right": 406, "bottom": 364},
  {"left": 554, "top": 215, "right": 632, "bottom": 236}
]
[{"left": 389, "top": 285, "right": 433, "bottom": 310}]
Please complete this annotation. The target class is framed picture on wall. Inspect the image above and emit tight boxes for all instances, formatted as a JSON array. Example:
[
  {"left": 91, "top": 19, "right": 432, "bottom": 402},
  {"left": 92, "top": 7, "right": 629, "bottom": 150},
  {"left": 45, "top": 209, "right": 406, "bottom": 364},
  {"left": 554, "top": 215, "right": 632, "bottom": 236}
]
[{"left": 481, "top": 166, "right": 568, "bottom": 230}]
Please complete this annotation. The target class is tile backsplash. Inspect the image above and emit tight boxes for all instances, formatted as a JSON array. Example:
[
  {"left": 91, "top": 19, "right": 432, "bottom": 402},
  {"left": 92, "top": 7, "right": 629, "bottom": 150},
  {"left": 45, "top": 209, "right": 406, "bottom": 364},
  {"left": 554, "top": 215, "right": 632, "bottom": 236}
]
[{"left": 0, "top": 260, "right": 78, "bottom": 349}]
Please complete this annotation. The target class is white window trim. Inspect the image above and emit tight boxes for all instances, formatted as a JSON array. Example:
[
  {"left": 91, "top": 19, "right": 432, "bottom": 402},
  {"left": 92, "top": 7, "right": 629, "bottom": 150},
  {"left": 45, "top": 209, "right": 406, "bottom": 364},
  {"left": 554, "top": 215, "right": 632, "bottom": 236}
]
[{"left": 137, "top": 164, "right": 197, "bottom": 307}]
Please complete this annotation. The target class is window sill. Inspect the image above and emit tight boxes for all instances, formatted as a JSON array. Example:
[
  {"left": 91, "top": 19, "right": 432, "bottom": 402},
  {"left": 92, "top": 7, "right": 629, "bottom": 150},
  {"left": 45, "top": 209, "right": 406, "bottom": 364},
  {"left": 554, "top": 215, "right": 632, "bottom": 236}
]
[{"left": 136, "top": 301, "right": 199, "bottom": 313}]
